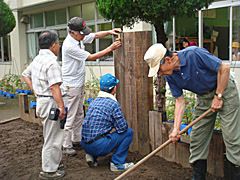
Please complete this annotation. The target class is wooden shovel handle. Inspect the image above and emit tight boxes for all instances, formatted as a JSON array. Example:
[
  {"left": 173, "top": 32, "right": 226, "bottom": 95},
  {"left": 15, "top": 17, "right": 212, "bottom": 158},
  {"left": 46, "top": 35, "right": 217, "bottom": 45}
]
[{"left": 114, "top": 108, "right": 212, "bottom": 180}]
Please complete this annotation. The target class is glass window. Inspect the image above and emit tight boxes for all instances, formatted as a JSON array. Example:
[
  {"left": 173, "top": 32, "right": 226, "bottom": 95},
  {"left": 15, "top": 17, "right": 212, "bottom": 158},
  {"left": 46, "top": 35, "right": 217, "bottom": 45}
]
[
  {"left": 27, "top": 33, "right": 38, "bottom": 62},
  {"left": 69, "top": 5, "right": 81, "bottom": 19},
  {"left": 85, "top": 25, "right": 96, "bottom": 55},
  {"left": 203, "top": 7, "right": 229, "bottom": 60},
  {"left": 56, "top": 9, "right": 67, "bottom": 25},
  {"left": 175, "top": 15, "right": 198, "bottom": 50},
  {"left": 0, "top": 35, "right": 11, "bottom": 62},
  {"left": 98, "top": 23, "right": 113, "bottom": 61},
  {"left": 232, "top": 6, "right": 240, "bottom": 61},
  {"left": 82, "top": 2, "right": 95, "bottom": 21},
  {"left": 46, "top": 11, "right": 55, "bottom": 26},
  {"left": 57, "top": 29, "right": 67, "bottom": 61},
  {"left": 165, "top": 20, "right": 174, "bottom": 51},
  {"left": 34, "top": 13, "right": 44, "bottom": 28},
  {"left": 97, "top": 8, "right": 104, "bottom": 20}
]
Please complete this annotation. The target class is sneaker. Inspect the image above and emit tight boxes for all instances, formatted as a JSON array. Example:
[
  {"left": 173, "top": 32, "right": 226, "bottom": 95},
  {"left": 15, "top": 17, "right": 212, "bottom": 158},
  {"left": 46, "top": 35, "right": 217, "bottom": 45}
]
[
  {"left": 39, "top": 170, "right": 65, "bottom": 179},
  {"left": 72, "top": 142, "right": 82, "bottom": 150},
  {"left": 110, "top": 162, "right": 134, "bottom": 172},
  {"left": 62, "top": 148, "right": 76, "bottom": 156},
  {"left": 58, "top": 164, "right": 66, "bottom": 170},
  {"left": 85, "top": 154, "right": 98, "bottom": 167}
]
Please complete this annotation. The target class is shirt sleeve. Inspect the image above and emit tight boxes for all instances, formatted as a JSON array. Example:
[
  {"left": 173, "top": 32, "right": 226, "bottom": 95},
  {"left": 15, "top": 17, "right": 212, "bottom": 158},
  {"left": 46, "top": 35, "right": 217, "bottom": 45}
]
[
  {"left": 112, "top": 102, "right": 128, "bottom": 133},
  {"left": 22, "top": 63, "right": 32, "bottom": 78},
  {"left": 83, "top": 33, "right": 95, "bottom": 44},
  {"left": 166, "top": 76, "right": 183, "bottom": 98},
  {"left": 46, "top": 62, "right": 63, "bottom": 87},
  {"left": 195, "top": 48, "right": 222, "bottom": 72},
  {"left": 67, "top": 45, "right": 90, "bottom": 61}
]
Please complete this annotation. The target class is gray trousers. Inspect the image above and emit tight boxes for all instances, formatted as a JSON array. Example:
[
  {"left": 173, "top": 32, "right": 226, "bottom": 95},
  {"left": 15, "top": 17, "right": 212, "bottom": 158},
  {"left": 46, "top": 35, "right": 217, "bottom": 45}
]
[
  {"left": 36, "top": 96, "right": 67, "bottom": 172},
  {"left": 63, "top": 86, "right": 84, "bottom": 148},
  {"left": 190, "top": 78, "right": 240, "bottom": 166}
]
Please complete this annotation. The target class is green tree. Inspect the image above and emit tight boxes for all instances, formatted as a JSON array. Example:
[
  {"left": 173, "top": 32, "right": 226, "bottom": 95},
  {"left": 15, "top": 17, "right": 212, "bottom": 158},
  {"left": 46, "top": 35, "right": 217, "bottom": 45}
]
[
  {"left": 96, "top": 0, "right": 214, "bottom": 113},
  {"left": 0, "top": 0, "right": 16, "bottom": 37}
]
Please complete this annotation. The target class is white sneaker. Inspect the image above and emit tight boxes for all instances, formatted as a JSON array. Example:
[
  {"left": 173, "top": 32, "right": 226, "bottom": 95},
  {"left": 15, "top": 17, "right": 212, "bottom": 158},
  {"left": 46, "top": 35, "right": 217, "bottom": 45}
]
[
  {"left": 110, "top": 162, "right": 134, "bottom": 172},
  {"left": 85, "top": 154, "right": 98, "bottom": 167}
]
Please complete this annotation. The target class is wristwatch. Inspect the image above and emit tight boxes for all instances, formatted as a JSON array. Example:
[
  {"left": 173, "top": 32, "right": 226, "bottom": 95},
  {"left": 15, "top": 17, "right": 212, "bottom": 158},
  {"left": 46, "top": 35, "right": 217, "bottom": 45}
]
[{"left": 215, "top": 93, "right": 222, "bottom": 99}]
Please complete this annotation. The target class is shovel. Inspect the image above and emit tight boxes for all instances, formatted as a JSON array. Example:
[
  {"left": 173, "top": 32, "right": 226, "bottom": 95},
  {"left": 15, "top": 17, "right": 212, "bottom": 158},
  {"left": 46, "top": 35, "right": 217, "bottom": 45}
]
[{"left": 114, "top": 108, "right": 213, "bottom": 180}]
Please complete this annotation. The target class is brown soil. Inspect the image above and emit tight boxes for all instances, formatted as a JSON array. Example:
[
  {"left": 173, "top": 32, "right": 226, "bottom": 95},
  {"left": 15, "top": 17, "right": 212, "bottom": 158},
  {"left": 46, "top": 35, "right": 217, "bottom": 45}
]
[{"left": 0, "top": 119, "right": 224, "bottom": 180}]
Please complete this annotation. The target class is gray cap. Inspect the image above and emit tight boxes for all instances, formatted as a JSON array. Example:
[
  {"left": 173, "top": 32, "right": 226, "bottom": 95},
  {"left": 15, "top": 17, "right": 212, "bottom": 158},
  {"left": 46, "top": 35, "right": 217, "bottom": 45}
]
[{"left": 68, "top": 17, "right": 92, "bottom": 35}]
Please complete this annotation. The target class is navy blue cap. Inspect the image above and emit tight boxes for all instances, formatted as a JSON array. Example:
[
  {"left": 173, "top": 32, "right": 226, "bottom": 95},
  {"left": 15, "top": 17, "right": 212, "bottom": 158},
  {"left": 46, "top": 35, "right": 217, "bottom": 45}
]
[{"left": 100, "top": 73, "right": 119, "bottom": 90}]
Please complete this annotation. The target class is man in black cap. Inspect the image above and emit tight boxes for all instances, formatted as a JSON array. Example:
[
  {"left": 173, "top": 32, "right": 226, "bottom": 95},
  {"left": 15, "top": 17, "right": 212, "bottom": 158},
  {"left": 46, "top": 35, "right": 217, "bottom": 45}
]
[{"left": 62, "top": 17, "right": 122, "bottom": 156}]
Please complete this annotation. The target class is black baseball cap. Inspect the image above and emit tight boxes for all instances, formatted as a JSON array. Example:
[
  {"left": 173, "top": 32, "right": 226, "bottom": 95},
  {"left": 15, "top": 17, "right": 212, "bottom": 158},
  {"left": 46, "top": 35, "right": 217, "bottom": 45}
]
[{"left": 68, "top": 17, "right": 92, "bottom": 35}]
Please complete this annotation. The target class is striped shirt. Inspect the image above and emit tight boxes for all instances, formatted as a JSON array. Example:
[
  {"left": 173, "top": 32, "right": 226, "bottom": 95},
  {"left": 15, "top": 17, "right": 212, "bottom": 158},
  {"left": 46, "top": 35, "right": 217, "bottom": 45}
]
[
  {"left": 62, "top": 33, "right": 95, "bottom": 87},
  {"left": 22, "top": 49, "right": 67, "bottom": 96},
  {"left": 81, "top": 97, "right": 128, "bottom": 143}
]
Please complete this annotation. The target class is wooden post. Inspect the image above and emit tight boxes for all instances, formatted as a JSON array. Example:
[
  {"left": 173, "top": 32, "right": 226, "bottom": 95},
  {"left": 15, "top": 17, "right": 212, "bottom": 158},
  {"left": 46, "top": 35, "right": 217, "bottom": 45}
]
[{"left": 114, "top": 31, "right": 153, "bottom": 155}]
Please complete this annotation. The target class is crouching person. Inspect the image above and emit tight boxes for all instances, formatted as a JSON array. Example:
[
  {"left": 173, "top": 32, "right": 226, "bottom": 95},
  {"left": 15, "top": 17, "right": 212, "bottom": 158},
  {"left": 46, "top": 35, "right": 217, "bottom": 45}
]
[
  {"left": 22, "top": 30, "right": 67, "bottom": 179},
  {"left": 81, "top": 73, "right": 134, "bottom": 171}
]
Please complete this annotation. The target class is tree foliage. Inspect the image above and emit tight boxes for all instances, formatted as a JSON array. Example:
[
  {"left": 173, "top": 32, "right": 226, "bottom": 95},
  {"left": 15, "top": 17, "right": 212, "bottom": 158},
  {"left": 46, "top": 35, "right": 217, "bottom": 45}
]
[
  {"left": 0, "top": 0, "right": 16, "bottom": 37},
  {"left": 96, "top": 0, "right": 214, "bottom": 44}
]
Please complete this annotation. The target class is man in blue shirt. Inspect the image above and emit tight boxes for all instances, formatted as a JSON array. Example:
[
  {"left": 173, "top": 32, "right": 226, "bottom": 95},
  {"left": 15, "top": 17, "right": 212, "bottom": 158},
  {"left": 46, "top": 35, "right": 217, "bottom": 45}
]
[
  {"left": 81, "top": 73, "right": 134, "bottom": 172},
  {"left": 144, "top": 44, "right": 240, "bottom": 180}
]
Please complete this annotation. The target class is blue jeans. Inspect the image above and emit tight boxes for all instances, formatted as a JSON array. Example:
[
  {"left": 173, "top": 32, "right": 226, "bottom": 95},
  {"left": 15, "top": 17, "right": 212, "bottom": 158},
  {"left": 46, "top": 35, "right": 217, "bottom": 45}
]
[{"left": 81, "top": 127, "right": 133, "bottom": 164}]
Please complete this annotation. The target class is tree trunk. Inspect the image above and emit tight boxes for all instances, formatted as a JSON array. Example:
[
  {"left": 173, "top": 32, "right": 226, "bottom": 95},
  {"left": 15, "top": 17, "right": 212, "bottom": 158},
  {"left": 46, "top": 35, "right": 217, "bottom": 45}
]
[{"left": 154, "top": 22, "right": 168, "bottom": 117}]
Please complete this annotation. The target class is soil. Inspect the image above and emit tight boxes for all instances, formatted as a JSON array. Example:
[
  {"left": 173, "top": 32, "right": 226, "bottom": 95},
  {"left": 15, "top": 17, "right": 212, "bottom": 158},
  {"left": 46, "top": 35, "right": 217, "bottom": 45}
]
[
  {"left": 0, "top": 96, "right": 224, "bottom": 180},
  {"left": 0, "top": 120, "right": 224, "bottom": 180}
]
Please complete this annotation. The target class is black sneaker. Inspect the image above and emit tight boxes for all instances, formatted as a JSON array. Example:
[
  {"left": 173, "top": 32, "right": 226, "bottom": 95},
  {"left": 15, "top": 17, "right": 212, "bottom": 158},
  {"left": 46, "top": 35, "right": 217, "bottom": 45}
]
[
  {"left": 39, "top": 170, "right": 65, "bottom": 179},
  {"left": 72, "top": 142, "right": 82, "bottom": 150}
]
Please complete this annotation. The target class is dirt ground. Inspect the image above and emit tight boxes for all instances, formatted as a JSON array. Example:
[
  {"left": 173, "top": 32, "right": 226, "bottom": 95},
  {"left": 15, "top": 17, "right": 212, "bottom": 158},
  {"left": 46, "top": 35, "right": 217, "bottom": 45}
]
[{"left": 0, "top": 96, "right": 224, "bottom": 180}]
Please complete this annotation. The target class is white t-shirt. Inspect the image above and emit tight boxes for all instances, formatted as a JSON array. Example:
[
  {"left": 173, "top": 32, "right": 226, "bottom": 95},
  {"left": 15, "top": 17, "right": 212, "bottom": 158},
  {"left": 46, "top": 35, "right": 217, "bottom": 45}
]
[{"left": 62, "top": 33, "right": 95, "bottom": 87}]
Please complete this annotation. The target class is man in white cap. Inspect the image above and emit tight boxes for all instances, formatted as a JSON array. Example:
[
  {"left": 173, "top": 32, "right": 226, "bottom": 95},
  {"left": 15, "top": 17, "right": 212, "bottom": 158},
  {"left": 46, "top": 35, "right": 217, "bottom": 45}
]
[
  {"left": 144, "top": 44, "right": 240, "bottom": 180},
  {"left": 62, "top": 17, "right": 122, "bottom": 156},
  {"left": 81, "top": 73, "right": 134, "bottom": 171}
]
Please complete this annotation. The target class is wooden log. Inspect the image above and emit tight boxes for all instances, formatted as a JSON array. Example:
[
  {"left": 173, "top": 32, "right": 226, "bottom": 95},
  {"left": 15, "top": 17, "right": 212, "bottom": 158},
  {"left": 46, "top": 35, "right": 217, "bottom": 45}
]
[
  {"left": 19, "top": 94, "right": 29, "bottom": 121},
  {"left": 114, "top": 31, "right": 153, "bottom": 155},
  {"left": 175, "top": 142, "right": 190, "bottom": 168},
  {"left": 161, "top": 122, "right": 175, "bottom": 162},
  {"left": 207, "top": 130, "right": 224, "bottom": 177}
]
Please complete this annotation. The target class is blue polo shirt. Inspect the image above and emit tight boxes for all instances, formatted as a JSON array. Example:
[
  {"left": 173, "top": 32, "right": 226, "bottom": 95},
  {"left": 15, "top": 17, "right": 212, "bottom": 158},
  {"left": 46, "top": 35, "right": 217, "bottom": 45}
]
[{"left": 166, "top": 46, "right": 222, "bottom": 98}]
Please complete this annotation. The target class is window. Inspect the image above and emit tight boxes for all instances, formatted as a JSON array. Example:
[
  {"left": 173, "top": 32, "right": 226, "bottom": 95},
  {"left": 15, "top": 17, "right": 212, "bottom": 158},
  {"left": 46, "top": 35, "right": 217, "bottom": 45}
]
[
  {"left": 85, "top": 25, "right": 96, "bottom": 55},
  {"left": 175, "top": 14, "right": 198, "bottom": 51},
  {"left": 31, "top": 13, "right": 44, "bottom": 28},
  {"left": 27, "top": 33, "right": 38, "bottom": 62},
  {"left": 46, "top": 11, "right": 55, "bottom": 26},
  {"left": 69, "top": 5, "right": 81, "bottom": 19},
  {"left": 0, "top": 35, "right": 11, "bottom": 63},
  {"left": 57, "top": 29, "right": 67, "bottom": 61},
  {"left": 203, "top": 7, "right": 229, "bottom": 60},
  {"left": 98, "top": 23, "right": 113, "bottom": 61},
  {"left": 232, "top": 6, "right": 240, "bottom": 61},
  {"left": 82, "top": 2, "right": 95, "bottom": 21},
  {"left": 56, "top": 9, "right": 67, "bottom": 25}
]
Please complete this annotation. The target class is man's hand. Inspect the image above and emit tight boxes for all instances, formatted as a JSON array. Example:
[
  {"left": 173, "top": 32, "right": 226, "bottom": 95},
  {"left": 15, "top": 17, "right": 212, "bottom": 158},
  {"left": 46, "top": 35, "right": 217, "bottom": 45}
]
[
  {"left": 211, "top": 96, "right": 223, "bottom": 112},
  {"left": 109, "top": 28, "right": 122, "bottom": 36},
  {"left": 110, "top": 41, "right": 122, "bottom": 50},
  {"left": 169, "top": 128, "right": 181, "bottom": 142},
  {"left": 58, "top": 107, "right": 66, "bottom": 120}
]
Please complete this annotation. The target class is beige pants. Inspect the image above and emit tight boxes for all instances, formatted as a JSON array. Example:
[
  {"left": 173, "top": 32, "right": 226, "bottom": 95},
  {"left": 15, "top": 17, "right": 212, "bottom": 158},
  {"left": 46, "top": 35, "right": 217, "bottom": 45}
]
[
  {"left": 190, "top": 78, "right": 240, "bottom": 166},
  {"left": 36, "top": 96, "right": 67, "bottom": 172},
  {"left": 63, "top": 86, "right": 84, "bottom": 148}
]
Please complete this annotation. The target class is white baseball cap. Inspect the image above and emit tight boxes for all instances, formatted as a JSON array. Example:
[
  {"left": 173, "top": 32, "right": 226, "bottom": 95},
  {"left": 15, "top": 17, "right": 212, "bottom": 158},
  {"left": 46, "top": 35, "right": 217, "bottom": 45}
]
[{"left": 144, "top": 43, "right": 167, "bottom": 77}]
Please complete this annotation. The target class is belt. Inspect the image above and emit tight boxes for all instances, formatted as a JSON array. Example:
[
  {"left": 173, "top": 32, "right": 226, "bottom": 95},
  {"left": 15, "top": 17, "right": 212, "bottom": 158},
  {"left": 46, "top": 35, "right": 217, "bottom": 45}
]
[
  {"left": 38, "top": 94, "right": 66, "bottom": 98},
  {"left": 82, "top": 133, "right": 108, "bottom": 144}
]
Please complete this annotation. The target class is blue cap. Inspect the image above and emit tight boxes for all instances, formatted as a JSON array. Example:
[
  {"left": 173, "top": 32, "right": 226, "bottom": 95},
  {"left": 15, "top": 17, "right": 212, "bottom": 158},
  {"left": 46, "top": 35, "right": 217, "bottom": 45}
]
[{"left": 100, "top": 73, "right": 119, "bottom": 90}]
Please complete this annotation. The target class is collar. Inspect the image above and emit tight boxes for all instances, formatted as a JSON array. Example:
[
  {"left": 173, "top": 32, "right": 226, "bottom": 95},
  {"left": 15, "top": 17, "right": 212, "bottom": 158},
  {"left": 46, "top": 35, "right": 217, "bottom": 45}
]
[
  {"left": 176, "top": 50, "right": 187, "bottom": 67},
  {"left": 98, "top": 91, "right": 117, "bottom": 102},
  {"left": 39, "top": 49, "right": 57, "bottom": 59},
  {"left": 67, "top": 34, "right": 80, "bottom": 45}
]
